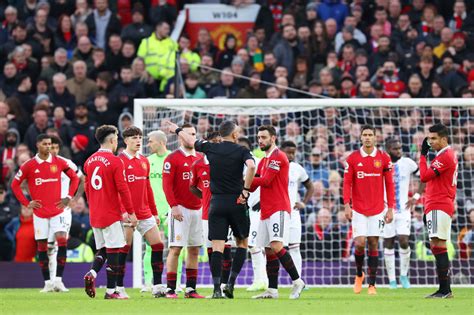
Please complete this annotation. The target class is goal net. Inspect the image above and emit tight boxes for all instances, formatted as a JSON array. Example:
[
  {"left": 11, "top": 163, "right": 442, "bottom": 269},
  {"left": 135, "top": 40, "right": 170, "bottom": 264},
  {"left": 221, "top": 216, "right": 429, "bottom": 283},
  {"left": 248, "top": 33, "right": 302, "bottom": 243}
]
[{"left": 133, "top": 98, "right": 474, "bottom": 288}]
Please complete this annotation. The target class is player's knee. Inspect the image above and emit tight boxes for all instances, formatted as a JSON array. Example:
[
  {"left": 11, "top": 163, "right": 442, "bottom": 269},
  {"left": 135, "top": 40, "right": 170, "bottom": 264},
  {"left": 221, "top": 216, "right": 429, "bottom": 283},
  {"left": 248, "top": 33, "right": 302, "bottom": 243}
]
[
  {"left": 269, "top": 241, "right": 283, "bottom": 253},
  {"left": 37, "top": 240, "right": 48, "bottom": 252},
  {"left": 56, "top": 236, "right": 67, "bottom": 247},
  {"left": 187, "top": 247, "right": 200, "bottom": 257},
  {"left": 383, "top": 238, "right": 394, "bottom": 249},
  {"left": 168, "top": 247, "right": 182, "bottom": 257}
]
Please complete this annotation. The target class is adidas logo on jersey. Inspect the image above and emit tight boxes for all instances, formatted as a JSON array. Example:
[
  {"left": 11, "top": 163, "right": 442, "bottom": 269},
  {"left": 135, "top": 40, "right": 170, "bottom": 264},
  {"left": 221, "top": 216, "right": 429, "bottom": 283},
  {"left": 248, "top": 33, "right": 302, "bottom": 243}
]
[
  {"left": 128, "top": 165, "right": 133, "bottom": 169},
  {"left": 358, "top": 163, "right": 363, "bottom": 167},
  {"left": 202, "top": 171, "right": 207, "bottom": 175},
  {"left": 34, "top": 169, "right": 40, "bottom": 173},
  {"left": 184, "top": 163, "right": 189, "bottom": 166}
]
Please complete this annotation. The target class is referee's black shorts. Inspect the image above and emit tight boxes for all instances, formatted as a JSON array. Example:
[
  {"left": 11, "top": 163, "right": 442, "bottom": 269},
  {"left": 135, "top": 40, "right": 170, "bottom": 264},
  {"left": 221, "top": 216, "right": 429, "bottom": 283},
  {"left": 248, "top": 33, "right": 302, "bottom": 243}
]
[{"left": 208, "top": 194, "right": 250, "bottom": 241}]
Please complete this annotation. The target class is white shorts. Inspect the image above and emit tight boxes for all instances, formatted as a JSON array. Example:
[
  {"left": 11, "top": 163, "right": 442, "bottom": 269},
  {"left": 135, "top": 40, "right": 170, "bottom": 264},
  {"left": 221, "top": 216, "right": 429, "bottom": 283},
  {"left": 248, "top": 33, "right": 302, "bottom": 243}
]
[
  {"left": 46, "top": 208, "right": 72, "bottom": 243},
  {"left": 352, "top": 210, "right": 386, "bottom": 238},
  {"left": 384, "top": 211, "right": 411, "bottom": 238},
  {"left": 289, "top": 210, "right": 302, "bottom": 244},
  {"left": 425, "top": 210, "right": 452, "bottom": 241},
  {"left": 168, "top": 206, "right": 203, "bottom": 247},
  {"left": 257, "top": 211, "right": 290, "bottom": 248},
  {"left": 202, "top": 219, "right": 212, "bottom": 248},
  {"left": 248, "top": 209, "right": 260, "bottom": 247},
  {"left": 34, "top": 211, "right": 69, "bottom": 241},
  {"left": 137, "top": 216, "right": 158, "bottom": 237},
  {"left": 92, "top": 221, "right": 126, "bottom": 250}
]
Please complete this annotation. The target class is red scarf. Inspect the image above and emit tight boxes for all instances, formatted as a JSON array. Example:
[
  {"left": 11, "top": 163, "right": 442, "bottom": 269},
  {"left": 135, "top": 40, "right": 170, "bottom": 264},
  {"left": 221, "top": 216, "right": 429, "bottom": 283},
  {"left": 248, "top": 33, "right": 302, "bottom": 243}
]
[
  {"left": 64, "top": 31, "right": 71, "bottom": 43},
  {"left": 421, "top": 21, "right": 433, "bottom": 36},
  {"left": 454, "top": 14, "right": 463, "bottom": 30}
]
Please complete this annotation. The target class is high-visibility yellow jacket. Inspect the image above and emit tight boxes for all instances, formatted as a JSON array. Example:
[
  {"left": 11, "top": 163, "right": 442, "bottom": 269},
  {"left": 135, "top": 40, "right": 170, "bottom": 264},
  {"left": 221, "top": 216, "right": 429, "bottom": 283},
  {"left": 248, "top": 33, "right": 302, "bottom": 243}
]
[{"left": 138, "top": 34, "right": 178, "bottom": 91}]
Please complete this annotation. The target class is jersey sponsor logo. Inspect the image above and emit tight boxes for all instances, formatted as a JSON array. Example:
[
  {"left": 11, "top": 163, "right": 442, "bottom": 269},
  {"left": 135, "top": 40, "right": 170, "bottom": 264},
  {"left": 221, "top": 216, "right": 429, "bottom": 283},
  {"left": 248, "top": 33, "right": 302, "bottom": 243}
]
[
  {"left": 127, "top": 175, "right": 147, "bottom": 182},
  {"left": 268, "top": 159, "right": 281, "bottom": 171},
  {"left": 182, "top": 172, "right": 191, "bottom": 180},
  {"left": 432, "top": 160, "right": 444, "bottom": 169},
  {"left": 149, "top": 172, "right": 162, "bottom": 179},
  {"left": 203, "top": 180, "right": 210, "bottom": 188},
  {"left": 357, "top": 172, "right": 381, "bottom": 179},
  {"left": 35, "top": 178, "right": 59, "bottom": 185},
  {"left": 374, "top": 160, "right": 382, "bottom": 168}
]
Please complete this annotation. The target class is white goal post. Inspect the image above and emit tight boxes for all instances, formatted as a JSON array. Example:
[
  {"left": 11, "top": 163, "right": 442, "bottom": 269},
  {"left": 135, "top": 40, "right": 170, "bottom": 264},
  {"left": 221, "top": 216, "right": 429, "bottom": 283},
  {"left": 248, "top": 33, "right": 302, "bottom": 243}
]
[{"left": 133, "top": 98, "right": 474, "bottom": 288}]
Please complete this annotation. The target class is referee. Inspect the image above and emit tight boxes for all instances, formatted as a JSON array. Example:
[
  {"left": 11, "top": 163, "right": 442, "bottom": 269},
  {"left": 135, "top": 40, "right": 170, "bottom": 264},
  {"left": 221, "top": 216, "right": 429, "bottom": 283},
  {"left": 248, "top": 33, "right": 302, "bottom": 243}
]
[{"left": 165, "top": 120, "right": 256, "bottom": 299}]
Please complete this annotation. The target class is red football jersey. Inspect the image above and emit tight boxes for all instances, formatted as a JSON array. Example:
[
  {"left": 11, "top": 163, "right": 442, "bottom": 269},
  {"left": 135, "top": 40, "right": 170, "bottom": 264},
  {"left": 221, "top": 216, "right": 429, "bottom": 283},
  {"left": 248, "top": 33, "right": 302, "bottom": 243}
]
[
  {"left": 119, "top": 151, "right": 158, "bottom": 221},
  {"left": 343, "top": 148, "right": 395, "bottom": 216},
  {"left": 11, "top": 154, "right": 79, "bottom": 219},
  {"left": 420, "top": 146, "right": 458, "bottom": 217},
  {"left": 84, "top": 149, "right": 134, "bottom": 228},
  {"left": 162, "top": 149, "right": 202, "bottom": 210},
  {"left": 190, "top": 157, "right": 211, "bottom": 220},
  {"left": 250, "top": 147, "right": 291, "bottom": 220}
]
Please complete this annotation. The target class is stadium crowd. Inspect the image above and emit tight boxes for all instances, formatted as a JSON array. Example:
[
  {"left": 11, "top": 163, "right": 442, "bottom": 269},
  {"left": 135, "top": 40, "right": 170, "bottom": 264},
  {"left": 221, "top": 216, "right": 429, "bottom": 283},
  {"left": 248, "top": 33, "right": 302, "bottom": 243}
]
[{"left": 0, "top": 0, "right": 473, "bottom": 265}]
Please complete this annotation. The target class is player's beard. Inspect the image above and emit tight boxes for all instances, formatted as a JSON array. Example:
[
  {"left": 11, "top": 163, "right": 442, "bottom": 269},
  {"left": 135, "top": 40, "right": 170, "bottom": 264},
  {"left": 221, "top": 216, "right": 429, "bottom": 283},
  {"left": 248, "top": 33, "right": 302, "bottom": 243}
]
[
  {"left": 390, "top": 155, "right": 401, "bottom": 163},
  {"left": 260, "top": 143, "right": 272, "bottom": 151}
]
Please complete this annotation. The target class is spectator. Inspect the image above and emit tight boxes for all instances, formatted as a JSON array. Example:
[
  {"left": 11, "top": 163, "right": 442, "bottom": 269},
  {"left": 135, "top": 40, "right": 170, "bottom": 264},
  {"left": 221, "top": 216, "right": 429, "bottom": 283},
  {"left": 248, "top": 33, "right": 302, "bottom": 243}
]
[
  {"left": 230, "top": 56, "right": 247, "bottom": 89},
  {"left": 378, "top": 60, "right": 406, "bottom": 98},
  {"left": 183, "top": 73, "right": 206, "bottom": 99},
  {"left": 292, "top": 56, "right": 309, "bottom": 91},
  {"left": 55, "top": 14, "right": 77, "bottom": 58},
  {"left": 4, "top": 98, "right": 29, "bottom": 137},
  {"left": 85, "top": 0, "right": 121, "bottom": 50},
  {"left": 215, "top": 34, "right": 237, "bottom": 70},
  {"left": 235, "top": 71, "right": 264, "bottom": 99},
  {"left": 72, "top": 35, "right": 94, "bottom": 69},
  {"left": 66, "top": 222, "right": 94, "bottom": 263},
  {"left": 71, "top": 0, "right": 93, "bottom": 27},
  {"left": 0, "top": 184, "right": 19, "bottom": 260},
  {"left": 121, "top": 5, "right": 152, "bottom": 49},
  {"left": 434, "top": 27, "right": 453, "bottom": 59},
  {"left": 324, "top": 18, "right": 338, "bottom": 42},
  {"left": 317, "top": 0, "right": 349, "bottom": 31},
  {"left": 309, "top": 20, "right": 331, "bottom": 72},
  {"left": 120, "top": 40, "right": 137, "bottom": 68},
  {"left": 388, "top": 0, "right": 402, "bottom": 26},
  {"left": 196, "top": 53, "right": 219, "bottom": 93},
  {"left": 110, "top": 65, "right": 145, "bottom": 113},
  {"left": 246, "top": 34, "right": 264, "bottom": 73},
  {"left": 305, "top": 147, "right": 329, "bottom": 188},
  {"left": 41, "top": 48, "right": 74, "bottom": 82},
  {"left": 406, "top": 73, "right": 426, "bottom": 98},
  {"left": 261, "top": 51, "right": 277, "bottom": 83},
  {"left": 0, "top": 6, "right": 19, "bottom": 45},
  {"left": 265, "top": 85, "right": 281, "bottom": 99},
  {"left": 194, "top": 27, "right": 218, "bottom": 60},
  {"left": 303, "top": 207, "right": 343, "bottom": 260},
  {"left": 27, "top": 6, "right": 54, "bottom": 55},
  {"left": 87, "top": 48, "right": 108, "bottom": 80},
  {"left": 374, "top": 6, "right": 391, "bottom": 36},
  {"left": 66, "top": 60, "right": 98, "bottom": 104},
  {"left": 4, "top": 205, "right": 35, "bottom": 262},
  {"left": 49, "top": 72, "right": 76, "bottom": 120},
  {"left": 418, "top": 4, "right": 436, "bottom": 37},
  {"left": 425, "top": 15, "right": 446, "bottom": 47},
  {"left": 178, "top": 35, "right": 200, "bottom": 73},
  {"left": 207, "top": 68, "right": 238, "bottom": 98},
  {"left": 88, "top": 90, "right": 119, "bottom": 126},
  {"left": 148, "top": 0, "right": 177, "bottom": 29},
  {"left": 0, "top": 129, "right": 20, "bottom": 183},
  {"left": 0, "top": 62, "right": 18, "bottom": 98},
  {"left": 449, "top": 0, "right": 467, "bottom": 33},
  {"left": 364, "top": 23, "right": 384, "bottom": 55},
  {"left": 137, "top": 21, "right": 177, "bottom": 92},
  {"left": 70, "top": 196, "right": 90, "bottom": 236},
  {"left": 274, "top": 24, "right": 304, "bottom": 78},
  {"left": 416, "top": 56, "right": 436, "bottom": 92},
  {"left": 438, "top": 54, "right": 467, "bottom": 96},
  {"left": 408, "top": 0, "right": 425, "bottom": 26},
  {"left": 4, "top": 21, "right": 42, "bottom": 62},
  {"left": 67, "top": 103, "right": 96, "bottom": 158},
  {"left": 13, "top": 74, "right": 35, "bottom": 115},
  {"left": 448, "top": 31, "right": 469, "bottom": 65},
  {"left": 106, "top": 33, "right": 123, "bottom": 73},
  {"left": 335, "top": 15, "right": 366, "bottom": 54},
  {"left": 427, "top": 79, "right": 452, "bottom": 98},
  {"left": 24, "top": 108, "right": 51, "bottom": 153}
]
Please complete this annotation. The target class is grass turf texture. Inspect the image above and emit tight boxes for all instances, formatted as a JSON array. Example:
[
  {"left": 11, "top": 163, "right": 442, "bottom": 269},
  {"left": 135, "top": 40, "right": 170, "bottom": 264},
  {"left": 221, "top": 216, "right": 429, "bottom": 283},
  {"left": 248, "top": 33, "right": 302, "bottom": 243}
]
[{"left": 1, "top": 288, "right": 472, "bottom": 314}]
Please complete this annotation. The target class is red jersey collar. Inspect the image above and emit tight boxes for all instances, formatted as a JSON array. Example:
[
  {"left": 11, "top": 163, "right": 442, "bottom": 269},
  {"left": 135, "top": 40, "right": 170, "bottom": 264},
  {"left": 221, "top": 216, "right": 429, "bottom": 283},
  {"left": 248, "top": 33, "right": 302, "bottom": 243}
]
[
  {"left": 179, "top": 147, "right": 197, "bottom": 157},
  {"left": 436, "top": 145, "right": 451, "bottom": 156},
  {"left": 360, "top": 147, "right": 377, "bottom": 157},
  {"left": 34, "top": 154, "right": 52, "bottom": 164}
]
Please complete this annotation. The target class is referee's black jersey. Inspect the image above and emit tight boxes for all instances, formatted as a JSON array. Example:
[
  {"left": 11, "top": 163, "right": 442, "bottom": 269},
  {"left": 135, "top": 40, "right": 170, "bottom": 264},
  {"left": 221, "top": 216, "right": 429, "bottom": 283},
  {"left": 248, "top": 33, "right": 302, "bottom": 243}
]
[{"left": 195, "top": 140, "right": 253, "bottom": 195}]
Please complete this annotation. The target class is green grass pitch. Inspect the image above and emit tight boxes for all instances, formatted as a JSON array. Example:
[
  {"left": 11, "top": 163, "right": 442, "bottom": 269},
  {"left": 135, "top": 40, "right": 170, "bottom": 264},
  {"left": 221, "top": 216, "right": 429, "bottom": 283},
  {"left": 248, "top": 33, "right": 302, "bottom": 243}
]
[{"left": 1, "top": 288, "right": 473, "bottom": 314}]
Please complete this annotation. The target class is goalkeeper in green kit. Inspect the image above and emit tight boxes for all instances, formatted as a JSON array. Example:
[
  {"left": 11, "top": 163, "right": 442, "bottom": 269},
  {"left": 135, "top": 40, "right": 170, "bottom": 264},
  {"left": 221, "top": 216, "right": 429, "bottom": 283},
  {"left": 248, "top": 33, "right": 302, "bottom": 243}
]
[{"left": 143, "top": 130, "right": 171, "bottom": 291}]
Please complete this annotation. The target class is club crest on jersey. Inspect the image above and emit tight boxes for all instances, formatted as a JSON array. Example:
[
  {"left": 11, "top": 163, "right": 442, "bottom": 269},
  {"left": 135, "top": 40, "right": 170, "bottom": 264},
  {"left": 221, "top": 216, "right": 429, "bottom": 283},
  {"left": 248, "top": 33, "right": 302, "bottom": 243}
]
[
  {"left": 374, "top": 160, "right": 382, "bottom": 168},
  {"left": 141, "top": 162, "right": 147, "bottom": 170},
  {"left": 50, "top": 165, "right": 58, "bottom": 173}
]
